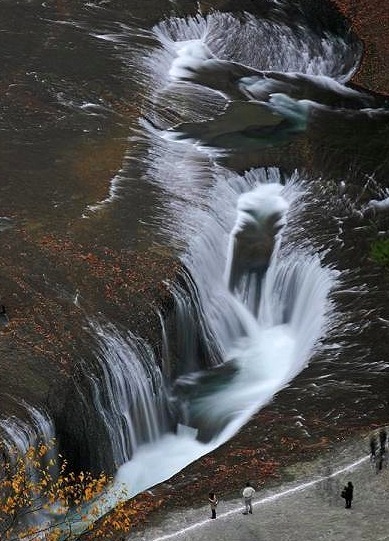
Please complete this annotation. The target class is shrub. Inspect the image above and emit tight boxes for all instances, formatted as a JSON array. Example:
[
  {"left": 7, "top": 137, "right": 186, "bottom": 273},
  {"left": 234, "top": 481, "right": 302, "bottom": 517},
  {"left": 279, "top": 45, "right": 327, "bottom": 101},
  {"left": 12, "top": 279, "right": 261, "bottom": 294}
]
[
  {"left": 370, "top": 238, "right": 389, "bottom": 266},
  {"left": 0, "top": 441, "right": 131, "bottom": 540}
]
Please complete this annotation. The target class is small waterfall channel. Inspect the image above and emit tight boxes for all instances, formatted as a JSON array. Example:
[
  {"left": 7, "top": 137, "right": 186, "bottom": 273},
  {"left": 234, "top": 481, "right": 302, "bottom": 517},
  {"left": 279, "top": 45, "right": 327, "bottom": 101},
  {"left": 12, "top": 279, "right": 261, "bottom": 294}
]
[
  {"left": 0, "top": 405, "right": 58, "bottom": 535},
  {"left": 86, "top": 322, "right": 171, "bottom": 469}
]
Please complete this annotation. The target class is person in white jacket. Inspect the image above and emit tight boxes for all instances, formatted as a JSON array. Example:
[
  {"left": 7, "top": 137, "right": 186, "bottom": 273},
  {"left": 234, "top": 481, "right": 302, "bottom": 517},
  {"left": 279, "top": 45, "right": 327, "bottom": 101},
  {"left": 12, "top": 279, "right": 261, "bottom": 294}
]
[{"left": 242, "top": 481, "right": 256, "bottom": 514}]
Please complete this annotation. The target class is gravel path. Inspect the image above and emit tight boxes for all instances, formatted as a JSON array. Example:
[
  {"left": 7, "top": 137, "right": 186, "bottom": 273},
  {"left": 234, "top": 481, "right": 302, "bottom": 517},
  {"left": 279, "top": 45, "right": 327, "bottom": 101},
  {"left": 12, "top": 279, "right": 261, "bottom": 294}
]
[{"left": 128, "top": 432, "right": 389, "bottom": 541}]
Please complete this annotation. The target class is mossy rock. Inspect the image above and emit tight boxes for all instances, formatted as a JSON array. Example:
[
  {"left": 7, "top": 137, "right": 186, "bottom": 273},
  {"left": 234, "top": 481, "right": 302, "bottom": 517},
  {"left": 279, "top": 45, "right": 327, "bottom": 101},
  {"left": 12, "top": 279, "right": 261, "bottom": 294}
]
[{"left": 371, "top": 238, "right": 389, "bottom": 266}]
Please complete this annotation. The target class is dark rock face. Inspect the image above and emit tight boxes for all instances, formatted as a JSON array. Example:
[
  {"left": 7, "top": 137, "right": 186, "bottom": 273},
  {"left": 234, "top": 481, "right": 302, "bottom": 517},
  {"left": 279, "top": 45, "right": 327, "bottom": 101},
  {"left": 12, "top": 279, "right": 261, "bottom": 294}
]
[
  {"left": 53, "top": 370, "right": 116, "bottom": 475},
  {"left": 330, "top": 0, "right": 389, "bottom": 94},
  {"left": 0, "top": 222, "right": 179, "bottom": 473}
]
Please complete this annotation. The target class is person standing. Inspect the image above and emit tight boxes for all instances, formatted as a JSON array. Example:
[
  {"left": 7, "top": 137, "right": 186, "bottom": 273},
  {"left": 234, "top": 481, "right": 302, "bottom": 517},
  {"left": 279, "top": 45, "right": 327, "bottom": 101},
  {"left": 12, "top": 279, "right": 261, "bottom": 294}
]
[
  {"left": 208, "top": 491, "right": 218, "bottom": 519},
  {"left": 0, "top": 305, "right": 9, "bottom": 327},
  {"left": 375, "top": 447, "right": 386, "bottom": 473},
  {"left": 242, "top": 481, "right": 256, "bottom": 515},
  {"left": 379, "top": 428, "right": 387, "bottom": 454},
  {"left": 343, "top": 481, "right": 353, "bottom": 509},
  {"left": 370, "top": 435, "right": 377, "bottom": 462}
]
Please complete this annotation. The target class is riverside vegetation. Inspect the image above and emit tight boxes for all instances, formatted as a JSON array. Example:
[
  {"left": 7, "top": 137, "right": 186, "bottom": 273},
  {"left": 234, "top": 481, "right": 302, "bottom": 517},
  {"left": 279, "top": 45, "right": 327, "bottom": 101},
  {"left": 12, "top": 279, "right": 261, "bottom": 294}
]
[{"left": 0, "top": 440, "right": 132, "bottom": 540}]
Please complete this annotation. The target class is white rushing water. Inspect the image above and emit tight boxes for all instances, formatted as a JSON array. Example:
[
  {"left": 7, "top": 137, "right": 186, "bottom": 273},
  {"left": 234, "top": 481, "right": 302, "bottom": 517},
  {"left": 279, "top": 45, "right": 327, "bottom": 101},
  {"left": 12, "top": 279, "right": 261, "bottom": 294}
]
[
  {"left": 87, "top": 321, "right": 171, "bottom": 469},
  {"left": 0, "top": 404, "right": 58, "bottom": 534},
  {"left": 99, "top": 11, "right": 339, "bottom": 502},
  {"left": 65, "top": 163, "right": 336, "bottom": 531},
  {"left": 84, "top": 8, "right": 363, "bottom": 205},
  {"left": 0, "top": 404, "right": 55, "bottom": 455},
  {"left": 112, "top": 166, "right": 336, "bottom": 497}
]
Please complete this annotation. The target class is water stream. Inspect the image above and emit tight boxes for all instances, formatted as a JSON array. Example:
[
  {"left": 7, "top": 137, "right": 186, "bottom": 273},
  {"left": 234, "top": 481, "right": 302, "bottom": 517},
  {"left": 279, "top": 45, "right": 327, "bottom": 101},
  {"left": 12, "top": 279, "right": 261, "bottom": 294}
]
[{"left": 113, "top": 168, "right": 336, "bottom": 498}]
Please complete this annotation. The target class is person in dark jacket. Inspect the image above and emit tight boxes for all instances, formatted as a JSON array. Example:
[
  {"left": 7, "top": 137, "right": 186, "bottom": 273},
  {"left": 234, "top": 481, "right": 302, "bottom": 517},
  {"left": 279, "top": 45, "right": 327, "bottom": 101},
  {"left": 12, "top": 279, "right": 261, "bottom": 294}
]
[
  {"left": 375, "top": 447, "right": 386, "bottom": 473},
  {"left": 343, "top": 481, "right": 353, "bottom": 509},
  {"left": 208, "top": 491, "right": 218, "bottom": 519}
]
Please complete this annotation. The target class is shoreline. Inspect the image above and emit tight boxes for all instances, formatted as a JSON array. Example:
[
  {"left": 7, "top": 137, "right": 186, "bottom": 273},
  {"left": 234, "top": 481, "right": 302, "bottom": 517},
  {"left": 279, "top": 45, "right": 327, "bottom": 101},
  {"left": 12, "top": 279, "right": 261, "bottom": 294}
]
[
  {"left": 93, "top": 412, "right": 388, "bottom": 540},
  {"left": 127, "top": 428, "right": 388, "bottom": 540}
]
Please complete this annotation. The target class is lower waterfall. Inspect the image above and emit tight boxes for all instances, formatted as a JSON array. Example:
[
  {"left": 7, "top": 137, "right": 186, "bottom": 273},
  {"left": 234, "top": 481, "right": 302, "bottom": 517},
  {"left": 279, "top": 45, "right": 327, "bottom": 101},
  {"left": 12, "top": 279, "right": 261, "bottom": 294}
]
[
  {"left": 112, "top": 167, "right": 336, "bottom": 498},
  {"left": 0, "top": 405, "right": 57, "bottom": 533},
  {"left": 54, "top": 167, "right": 336, "bottom": 534},
  {"left": 87, "top": 321, "right": 171, "bottom": 468}
]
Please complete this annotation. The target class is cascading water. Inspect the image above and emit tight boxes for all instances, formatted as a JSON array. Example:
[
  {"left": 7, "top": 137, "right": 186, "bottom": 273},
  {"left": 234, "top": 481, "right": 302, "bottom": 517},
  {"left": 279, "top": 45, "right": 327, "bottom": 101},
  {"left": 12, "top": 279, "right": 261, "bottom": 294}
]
[
  {"left": 0, "top": 404, "right": 58, "bottom": 534},
  {"left": 0, "top": 404, "right": 55, "bottom": 457},
  {"left": 85, "top": 10, "right": 340, "bottom": 504},
  {"left": 114, "top": 166, "right": 336, "bottom": 497},
  {"left": 86, "top": 321, "right": 171, "bottom": 468},
  {"left": 226, "top": 182, "right": 289, "bottom": 313},
  {"left": 1, "top": 6, "right": 366, "bottom": 536},
  {"left": 56, "top": 164, "right": 336, "bottom": 537}
]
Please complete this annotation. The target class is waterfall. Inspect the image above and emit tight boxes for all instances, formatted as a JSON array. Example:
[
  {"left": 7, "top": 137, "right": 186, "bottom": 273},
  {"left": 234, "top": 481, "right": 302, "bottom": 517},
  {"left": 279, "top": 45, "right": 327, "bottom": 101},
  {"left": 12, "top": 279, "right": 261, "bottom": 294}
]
[
  {"left": 52, "top": 164, "right": 335, "bottom": 509},
  {"left": 226, "top": 182, "right": 289, "bottom": 313},
  {"left": 0, "top": 403, "right": 56, "bottom": 461},
  {"left": 0, "top": 10, "right": 348, "bottom": 533},
  {"left": 97, "top": 12, "right": 340, "bottom": 494},
  {"left": 0, "top": 404, "right": 58, "bottom": 534},
  {"left": 114, "top": 166, "right": 336, "bottom": 497},
  {"left": 149, "top": 11, "right": 360, "bottom": 89},
  {"left": 86, "top": 321, "right": 172, "bottom": 468}
]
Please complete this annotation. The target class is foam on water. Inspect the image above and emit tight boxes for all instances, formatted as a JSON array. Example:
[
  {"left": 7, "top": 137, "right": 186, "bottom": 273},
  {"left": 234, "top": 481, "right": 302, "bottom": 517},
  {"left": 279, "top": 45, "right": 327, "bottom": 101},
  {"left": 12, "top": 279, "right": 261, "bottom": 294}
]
[{"left": 150, "top": 11, "right": 359, "bottom": 84}]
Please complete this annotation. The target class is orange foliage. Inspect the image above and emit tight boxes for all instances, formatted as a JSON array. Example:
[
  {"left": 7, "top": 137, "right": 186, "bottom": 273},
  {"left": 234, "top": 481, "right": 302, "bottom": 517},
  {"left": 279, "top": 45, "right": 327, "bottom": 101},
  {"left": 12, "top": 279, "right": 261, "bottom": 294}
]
[{"left": 0, "top": 441, "right": 131, "bottom": 540}]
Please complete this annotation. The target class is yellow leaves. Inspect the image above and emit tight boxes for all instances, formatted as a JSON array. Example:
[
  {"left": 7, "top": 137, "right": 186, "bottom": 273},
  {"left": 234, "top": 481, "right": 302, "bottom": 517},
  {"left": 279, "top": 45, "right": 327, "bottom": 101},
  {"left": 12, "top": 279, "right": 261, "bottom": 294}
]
[
  {"left": 11, "top": 479, "right": 21, "bottom": 492},
  {"left": 84, "top": 486, "right": 94, "bottom": 502},
  {"left": 47, "top": 527, "right": 61, "bottom": 541},
  {"left": 127, "top": 507, "right": 138, "bottom": 516},
  {"left": 38, "top": 444, "right": 48, "bottom": 457},
  {"left": 0, "top": 438, "right": 132, "bottom": 539}
]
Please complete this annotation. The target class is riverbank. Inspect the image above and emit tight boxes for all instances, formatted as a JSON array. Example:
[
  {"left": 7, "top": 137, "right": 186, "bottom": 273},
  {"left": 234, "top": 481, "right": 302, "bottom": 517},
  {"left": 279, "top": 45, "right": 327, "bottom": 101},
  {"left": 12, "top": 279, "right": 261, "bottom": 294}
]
[
  {"left": 127, "top": 429, "right": 389, "bottom": 541},
  {"left": 88, "top": 407, "right": 388, "bottom": 540}
]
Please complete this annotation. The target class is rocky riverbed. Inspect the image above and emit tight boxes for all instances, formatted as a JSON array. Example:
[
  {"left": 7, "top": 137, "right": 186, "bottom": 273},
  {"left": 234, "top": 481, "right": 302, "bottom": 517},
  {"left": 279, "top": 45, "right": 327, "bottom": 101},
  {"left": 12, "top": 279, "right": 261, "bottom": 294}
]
[{"left": 331, "top": 0, "right": 389, "bottom": 94}]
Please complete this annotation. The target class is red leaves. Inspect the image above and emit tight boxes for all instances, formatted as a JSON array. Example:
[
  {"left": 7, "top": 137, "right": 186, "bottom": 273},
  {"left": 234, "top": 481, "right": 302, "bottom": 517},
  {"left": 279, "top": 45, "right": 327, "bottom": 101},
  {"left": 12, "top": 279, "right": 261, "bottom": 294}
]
[{"left": 33, "top": 232, "right": 179, "bottom": 310}]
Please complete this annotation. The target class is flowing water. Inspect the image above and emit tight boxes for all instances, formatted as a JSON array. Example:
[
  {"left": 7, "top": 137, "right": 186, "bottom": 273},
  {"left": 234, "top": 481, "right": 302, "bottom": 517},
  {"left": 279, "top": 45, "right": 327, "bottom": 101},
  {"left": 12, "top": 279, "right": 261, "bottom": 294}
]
[{"left": 0, "top": 0, "right": 388, "bottom": 535}]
